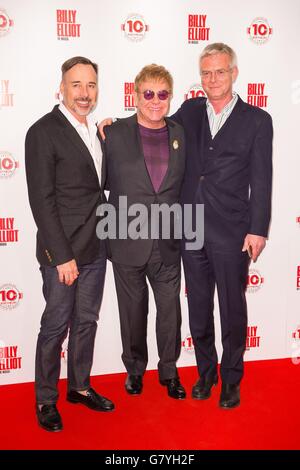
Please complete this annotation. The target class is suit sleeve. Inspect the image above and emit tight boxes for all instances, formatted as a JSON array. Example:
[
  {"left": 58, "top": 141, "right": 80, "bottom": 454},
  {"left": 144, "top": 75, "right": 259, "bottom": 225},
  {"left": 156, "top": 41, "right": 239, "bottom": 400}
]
[
  {"left": 25, "top": 124, "right": 74, "bottom": 265},
  {"left": 170, "top": 104, "right": 184, "bottom": 125},
  {"left": 101, "top": 128, "right": 110, "bottom": 191},
  {"left": 249, "top": 113, "right": 273, "bottom": 237}
]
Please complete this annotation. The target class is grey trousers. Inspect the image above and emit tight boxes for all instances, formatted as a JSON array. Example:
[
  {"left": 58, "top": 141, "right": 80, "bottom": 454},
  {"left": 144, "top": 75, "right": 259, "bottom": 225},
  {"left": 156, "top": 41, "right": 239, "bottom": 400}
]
[{"left": 112, "top": 243, "right": 182, "bottom": 381}]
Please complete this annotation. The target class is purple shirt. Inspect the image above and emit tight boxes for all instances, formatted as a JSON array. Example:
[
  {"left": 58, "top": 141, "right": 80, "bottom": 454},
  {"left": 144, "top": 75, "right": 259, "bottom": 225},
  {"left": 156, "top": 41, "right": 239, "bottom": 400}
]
[{"left": 138, "top": 124, "right": 169, "bottom": 193}]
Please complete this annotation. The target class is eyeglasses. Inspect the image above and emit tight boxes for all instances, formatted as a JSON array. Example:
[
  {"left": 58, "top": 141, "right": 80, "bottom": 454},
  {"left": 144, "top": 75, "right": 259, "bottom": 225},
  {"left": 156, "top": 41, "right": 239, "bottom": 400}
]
[
  {"left": 200, "top": 68, "right": 232, "bottom": 80},
  {"left": 139, "top": 89, "right": 171, "bottom": 101}
]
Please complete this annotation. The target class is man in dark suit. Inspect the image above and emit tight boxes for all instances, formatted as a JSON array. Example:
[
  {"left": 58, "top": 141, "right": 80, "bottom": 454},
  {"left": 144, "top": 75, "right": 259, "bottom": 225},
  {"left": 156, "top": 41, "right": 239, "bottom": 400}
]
[
  {"left": 25, "top": 56, "right": 114, "bottom": 432},
  {"left": 172, "top": 43, "right": 273, "bottom": 408},
  {"left": 102, "top": 64, "right": 186, "bottom": 399}
]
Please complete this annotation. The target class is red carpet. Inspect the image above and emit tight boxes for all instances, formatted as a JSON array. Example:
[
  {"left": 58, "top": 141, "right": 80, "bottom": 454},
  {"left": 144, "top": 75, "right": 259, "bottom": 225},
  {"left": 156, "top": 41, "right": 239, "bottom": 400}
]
[{"left": 0, "top": 358, "right": 299, "bottom": 450}]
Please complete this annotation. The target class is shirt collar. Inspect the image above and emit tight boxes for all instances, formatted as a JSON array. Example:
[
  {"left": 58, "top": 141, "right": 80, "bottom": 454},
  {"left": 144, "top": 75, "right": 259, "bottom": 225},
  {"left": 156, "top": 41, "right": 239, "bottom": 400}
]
[
  {"left": 206, "top": 91, "right": 238, "bottom": 115},
  {"left": 59, "top": 102, "right": 97, "bottom": 133}
]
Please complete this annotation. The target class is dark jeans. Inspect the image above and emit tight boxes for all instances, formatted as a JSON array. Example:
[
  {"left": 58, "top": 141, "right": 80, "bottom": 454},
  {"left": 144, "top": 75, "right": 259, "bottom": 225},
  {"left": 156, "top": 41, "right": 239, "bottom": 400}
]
[{"left": 35, "top": 246, "right": 106, "bottom": 405}]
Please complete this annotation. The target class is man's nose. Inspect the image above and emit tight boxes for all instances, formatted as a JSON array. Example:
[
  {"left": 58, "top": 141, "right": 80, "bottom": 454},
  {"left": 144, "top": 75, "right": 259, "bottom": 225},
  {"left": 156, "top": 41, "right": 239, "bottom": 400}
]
[
  {"left": 152, "top": 93, "right": 160, "bottom": 103},
  {"left": 81, "top": 85, "right": 89, "bottom": 97},
  {"left": 209, "top": 71, "right": 217, "bottom": 83}
]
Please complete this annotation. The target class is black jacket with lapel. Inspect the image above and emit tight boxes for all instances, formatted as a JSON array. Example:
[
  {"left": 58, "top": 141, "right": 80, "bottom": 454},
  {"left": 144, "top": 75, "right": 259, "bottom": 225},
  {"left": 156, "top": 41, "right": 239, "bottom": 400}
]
[
  {"left": 103, "top": 114, "right": 185, "bottom": 266},
  {"left": 172, "top": 96, "right": 273, "bottom": 245},
  {"left": 25, "top": 105, "right": 105, "bottom": 266}
]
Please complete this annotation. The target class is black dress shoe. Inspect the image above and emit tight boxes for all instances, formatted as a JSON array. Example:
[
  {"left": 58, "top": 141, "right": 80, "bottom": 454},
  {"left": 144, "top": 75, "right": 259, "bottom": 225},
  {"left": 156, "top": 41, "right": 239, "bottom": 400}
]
[
  {"left": 160, "top": 378, "right": 186, "bottom": 399},
  {"left": 36, "top": 404, "right": 63, "bottom": 432},
  {"left": 67, "top": 387, "right": 115, "bottom": 412},
  {"left": 125, "top": 375, "right": 143, "bottom": 395},
  {"left": 219, "top": 383, "right": 240, "bottom": 409},
  {"left": 192, "top": 374, "right": 218, "bottom": 400}
]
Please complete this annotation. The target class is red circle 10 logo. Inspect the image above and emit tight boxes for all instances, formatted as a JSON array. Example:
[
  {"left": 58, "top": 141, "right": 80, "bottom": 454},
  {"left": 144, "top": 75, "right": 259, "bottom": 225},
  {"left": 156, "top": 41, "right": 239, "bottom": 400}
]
[
  {"left": 0, "top": 284, "right": 23, "bottom": 310},
  {"left": 247, "top": 269, "right": 264, "bottom": 293},
  {"left": 247, "top": 17, "right": 273, "bottom": 45},
  {"left": 182, "top": 334, "right": 194, "bottom": 354},
  {"left": 184, "top": 84, "right": 206, "bottom": 101},
  {"left": 0, "top": 9, "right": 13, "bottom": 36},
  {"left": 122, "top": 14, "right": 149, "bottom": 42},
  {"left": 0, "top": 152, "right": 18, "bottom": 178}
]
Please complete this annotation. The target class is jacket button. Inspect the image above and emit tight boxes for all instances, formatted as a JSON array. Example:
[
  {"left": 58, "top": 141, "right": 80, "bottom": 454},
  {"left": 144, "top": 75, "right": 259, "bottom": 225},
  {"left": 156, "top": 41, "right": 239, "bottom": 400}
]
[
  {"left": 200, "top": 175, "right": 205, "bottom": 181},
  {"left": 209, "top": 146, "right": 214, "bottom": 150}
]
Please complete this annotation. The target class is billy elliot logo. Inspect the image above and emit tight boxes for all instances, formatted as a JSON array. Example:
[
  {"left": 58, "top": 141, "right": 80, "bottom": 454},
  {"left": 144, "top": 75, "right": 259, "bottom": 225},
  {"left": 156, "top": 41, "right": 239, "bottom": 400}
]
[
  {"left": 0, "top": 346, "right": 22, "bottom": 373},
  {"left": 247, "top": 83, "right": 268, "bottom": 108},
  {"left": 56, "top": 9, "right": 81, "bottom": 40},
  {"left": 247, "top": 269, "right": 264, "bottom": 293},
  {"left": 182, "top": 334, "right": 194, "bottom": 354},
  {"left": 121, "top": 14, "right": 149, "bottom": 42},
  {"left": 0, "top": 284, "right": 23, "bottom": 310},
  {"left": 247, "top": 17, "right": 273, "bottom": 45},
  {"left": 0, "top": 9, "right": 14, "bottom": 37},
  {"left": 297, "top": 266, "right": 300, "bottom": 290},
  {"left": 0, "top": 218, "right": 19, "bottom": 245},
  {"left": 246, "top": 326, "right": 260, "bottom": 350},
  {"left": 124, "top": 82, "right": 135, "bottom": 111},
  {"left": 188, "top": 15, "right": 210, "bottom": 43},
  {"left": 0, "top": 151, "right": 19, "bottom": 179},
  {"left": 184, "top": 84, "right": 206, "bottom": 101},
  {"left": 0, "top": 80, "right": 14, "bottom": 108}
]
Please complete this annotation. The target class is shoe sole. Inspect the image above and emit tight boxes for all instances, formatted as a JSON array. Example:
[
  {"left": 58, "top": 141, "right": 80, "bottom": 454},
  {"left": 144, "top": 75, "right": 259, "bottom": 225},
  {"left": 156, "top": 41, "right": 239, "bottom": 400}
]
[
  {"left": 167, "top": 394, "right": 186, "bottom": 400},
  {"left": 66, "top": 398, "right": 114, "bottom": 412},
  {"left": 37, "top": 421, "right": 63, "bottom": 432},
  {"left": 125, "top": 389, "right": 142, "bottom": 395},
  {"left": 192, "top": 392, "right": 211, "bottom": 400},
  {"left": 219, "top": 401, "right": 240, "bottom": 409}
]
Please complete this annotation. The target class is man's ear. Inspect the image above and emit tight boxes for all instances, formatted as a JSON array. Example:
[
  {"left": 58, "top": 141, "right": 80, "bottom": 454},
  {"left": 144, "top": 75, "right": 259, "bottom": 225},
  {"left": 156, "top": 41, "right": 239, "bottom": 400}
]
[{"left": 232, "top": 66, "right": 239, "bottom": 83}]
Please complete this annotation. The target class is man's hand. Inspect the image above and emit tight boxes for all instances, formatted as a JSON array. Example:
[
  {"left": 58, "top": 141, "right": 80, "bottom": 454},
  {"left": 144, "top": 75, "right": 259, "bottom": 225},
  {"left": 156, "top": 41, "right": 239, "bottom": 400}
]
[
  {"left": 98, "top": 118, "right": 113, "bottom": 140},
  {"left": 56, "top": 259, "right": 79, "bottom": 286},
  {"left": 242, "top": 234, "right": 266, "bottom": 262}
]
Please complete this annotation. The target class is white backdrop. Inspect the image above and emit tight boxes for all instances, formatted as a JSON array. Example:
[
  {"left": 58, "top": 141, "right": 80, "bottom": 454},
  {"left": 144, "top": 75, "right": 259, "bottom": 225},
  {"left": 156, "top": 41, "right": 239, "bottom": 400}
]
[{"left": 1, "top": 0, "right": 300, "bottom": 385}]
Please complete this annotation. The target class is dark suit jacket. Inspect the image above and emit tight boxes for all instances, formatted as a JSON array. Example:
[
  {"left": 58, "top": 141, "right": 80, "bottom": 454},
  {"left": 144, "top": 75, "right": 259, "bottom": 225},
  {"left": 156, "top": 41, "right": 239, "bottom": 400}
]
[
  {"left": 172, "top": 96, "right": 273, "bottom": 245},
  {"left": 25, "top": 105, "right": 105, "bottom": 266},
  {"left": 103, "top": 114, "right": 185, "bottom": 266}
]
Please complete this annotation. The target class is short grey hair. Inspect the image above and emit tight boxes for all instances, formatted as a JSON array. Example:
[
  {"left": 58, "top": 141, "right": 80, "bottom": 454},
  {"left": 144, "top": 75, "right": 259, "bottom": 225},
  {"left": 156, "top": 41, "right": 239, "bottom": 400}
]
[{"left": 200, "top": 43, "right": 237, "bottom": 68}]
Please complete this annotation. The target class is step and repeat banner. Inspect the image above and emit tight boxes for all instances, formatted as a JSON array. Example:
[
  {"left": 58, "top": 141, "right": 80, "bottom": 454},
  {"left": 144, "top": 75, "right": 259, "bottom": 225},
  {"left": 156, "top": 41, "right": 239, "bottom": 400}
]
[{"left": 1, "top": 0, "right": 300, "bottom": 384}]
